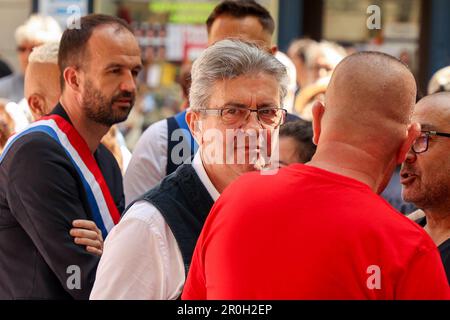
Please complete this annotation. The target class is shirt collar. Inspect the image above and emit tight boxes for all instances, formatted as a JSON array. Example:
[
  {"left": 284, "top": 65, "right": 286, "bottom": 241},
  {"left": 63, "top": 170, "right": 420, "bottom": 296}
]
[
  {"left": 49, "top": 103, "right": 71, "bottom": 124},
  {"left": 191, "top": 151, "right": 220, "bottom": 201}
]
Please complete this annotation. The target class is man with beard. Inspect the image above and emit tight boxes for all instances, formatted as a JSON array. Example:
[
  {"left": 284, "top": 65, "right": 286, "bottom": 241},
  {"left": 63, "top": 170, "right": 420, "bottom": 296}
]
[
  {"left": 401, "top": 92, "right": 450, "bottom": 283},
  {"left": 90, "top": 39, "right": 287, "bottom": 299},
  {"left": 0, "top": 14, "right": 142, "bottom": 299}
]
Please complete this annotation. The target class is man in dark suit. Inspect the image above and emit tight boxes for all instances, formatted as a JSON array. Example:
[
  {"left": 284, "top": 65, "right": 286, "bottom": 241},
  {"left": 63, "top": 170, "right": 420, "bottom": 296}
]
[{"left": 0, "top": 14, "right": 142, "bottom": 299}]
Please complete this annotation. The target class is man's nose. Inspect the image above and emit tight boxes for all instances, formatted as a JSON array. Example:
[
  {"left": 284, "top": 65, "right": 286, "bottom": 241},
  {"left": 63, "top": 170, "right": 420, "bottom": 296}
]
[
  {"left": 243, "top": 111, "right": 263, "bottom": 130},
  {"left": 120, "top": 71, "right": 137, "bottom": 93}
]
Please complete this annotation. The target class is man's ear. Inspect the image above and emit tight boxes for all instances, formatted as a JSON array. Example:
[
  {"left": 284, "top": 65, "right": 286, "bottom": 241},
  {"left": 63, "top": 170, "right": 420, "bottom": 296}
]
[
  {"left": 396, "top": 122, "right": 421, "bottom": 164},
  {"left": 186, "top": 110, "right": 202, "bottom": 144},
  {"left": 63, "top": 66, "right": 81, "bottom": 92},
  {"left": 270, "top": 45, "right": 278, "bottom": 55},
  {"left": 27, "top": 94, "right": 46, "bottom": 120},
  {"left": 311, "top": 101, "right": 325, "bottom": 145}
]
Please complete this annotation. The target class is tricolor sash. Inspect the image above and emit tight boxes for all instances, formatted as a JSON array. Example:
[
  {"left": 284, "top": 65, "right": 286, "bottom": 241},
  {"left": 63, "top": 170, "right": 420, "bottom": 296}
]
[{"left": 0, "top": 115, "right": 121, "bottom": 238}]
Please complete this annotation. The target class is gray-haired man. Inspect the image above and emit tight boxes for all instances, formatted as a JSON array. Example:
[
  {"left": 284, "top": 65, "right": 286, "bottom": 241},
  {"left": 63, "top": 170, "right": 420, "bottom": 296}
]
[
  {"left": 123, "top": 0, "right": 299, "bottom": 205},
  {"left": 0, "top": 14, "right": 62, "bottom": 103},
  {"left": 91, "top": 39, "right": 288, "bottom": 299}
]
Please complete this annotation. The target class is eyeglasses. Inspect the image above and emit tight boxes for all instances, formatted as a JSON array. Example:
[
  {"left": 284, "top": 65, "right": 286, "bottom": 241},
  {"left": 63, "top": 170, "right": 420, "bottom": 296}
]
[
  {"left": 412, "top": 130, "right": 450, "bottom": 154},
  {"left": 17, "top": 46, "right": 35, "bottom": 53},
  {"left": 196, "top": 106, "right": 287, "bottom": 128}
]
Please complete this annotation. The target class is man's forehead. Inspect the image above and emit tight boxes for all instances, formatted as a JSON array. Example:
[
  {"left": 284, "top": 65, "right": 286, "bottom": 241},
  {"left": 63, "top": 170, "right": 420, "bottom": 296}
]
[
  {"left": 84, "top": 29, "right": 141, "bottom": 69},
  {"left": 211, "top": 75, "right": 280, "bottom": 104},
  {"left": 414, "top": 99, "right": 450, "bottom": 130},
  {"left": 211, "top": 14, "right": 264, "bottom": 29},
  {"left": 215, "top": 74, "right": 279, "bottom": 89},
  {"left": 88, "top": 25, "right": 140, "bottom": 55},
  {"left": 208, "top": 15, "right": 271, "bottom": 45},
  {"left": 21, "top": 40, "right": 43, "bottom": 47}
]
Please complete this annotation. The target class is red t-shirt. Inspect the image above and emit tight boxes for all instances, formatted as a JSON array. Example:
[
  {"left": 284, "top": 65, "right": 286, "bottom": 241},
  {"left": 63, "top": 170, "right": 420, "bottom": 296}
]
[{"left": 182, "top": 164, "right": 450, "bottom": 300}]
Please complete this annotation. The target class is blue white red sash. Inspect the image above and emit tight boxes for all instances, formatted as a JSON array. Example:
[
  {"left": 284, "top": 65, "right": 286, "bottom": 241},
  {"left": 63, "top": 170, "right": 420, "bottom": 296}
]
[{"left": 0, "top": 114, "right": 121, "bottom": 238}]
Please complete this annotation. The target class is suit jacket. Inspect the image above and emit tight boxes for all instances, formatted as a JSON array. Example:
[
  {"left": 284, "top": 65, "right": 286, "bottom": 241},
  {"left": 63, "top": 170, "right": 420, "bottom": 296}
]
[{"left": 0, "top": 104, "right": 124, "bottom": 299}]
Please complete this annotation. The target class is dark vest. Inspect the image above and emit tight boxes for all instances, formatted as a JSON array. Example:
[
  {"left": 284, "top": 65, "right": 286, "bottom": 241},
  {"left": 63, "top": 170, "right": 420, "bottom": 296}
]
[{"left": 130, "top": 163, "right": 214, "bottom": 274}]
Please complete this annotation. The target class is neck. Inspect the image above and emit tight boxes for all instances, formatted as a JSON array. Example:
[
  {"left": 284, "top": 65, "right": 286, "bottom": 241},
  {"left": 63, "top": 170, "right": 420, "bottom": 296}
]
[
  {"left": 424, "top": 207, "right": 450, "bottom": 247},
  {"left": 200, "top": 153, "right": 243, "bottom": 194},
  {"left": 60, "top": 96, "right": 109, "bottom": 153},
  {"left": 202, "top": 164, "right": 237, "bottom": 194},
  {"left": 308, "top": 141, "right": 390, "bottom": 193}
]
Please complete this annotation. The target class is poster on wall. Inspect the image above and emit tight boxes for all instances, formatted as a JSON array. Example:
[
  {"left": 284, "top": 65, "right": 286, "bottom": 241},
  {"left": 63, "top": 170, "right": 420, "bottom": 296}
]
[
  {"left": 38, "top": 0, "right": 90, "bottom": 30},
  {"left": 142, "top": 0, "right": 278, "bottom": 62}
]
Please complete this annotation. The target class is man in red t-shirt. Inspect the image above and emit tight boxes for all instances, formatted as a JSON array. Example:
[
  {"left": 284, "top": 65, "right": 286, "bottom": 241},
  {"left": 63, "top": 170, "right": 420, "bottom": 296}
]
[{"left": 182, "top": 52, "right": 450, "bottom": 300}]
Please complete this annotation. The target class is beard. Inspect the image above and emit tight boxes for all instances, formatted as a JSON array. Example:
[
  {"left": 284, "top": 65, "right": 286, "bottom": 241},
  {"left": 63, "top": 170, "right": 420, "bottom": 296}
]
[
  {"left": 403, "top": 179, "right": 450, "bottom": 210},
  {"left": 82, "top": 80, "right": 135, "bottom": 126},
  {"left": 402, "top": 164, "right": 450, "bottom": 211}
]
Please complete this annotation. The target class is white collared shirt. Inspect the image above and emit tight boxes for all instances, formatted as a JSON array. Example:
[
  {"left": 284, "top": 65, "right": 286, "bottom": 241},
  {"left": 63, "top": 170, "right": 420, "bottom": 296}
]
[
  {"left": 90, "top": 152, "right": 219, "bottom": 300},
  {"left": 123, "top": 119, "right": 168, "bottom": 206}
]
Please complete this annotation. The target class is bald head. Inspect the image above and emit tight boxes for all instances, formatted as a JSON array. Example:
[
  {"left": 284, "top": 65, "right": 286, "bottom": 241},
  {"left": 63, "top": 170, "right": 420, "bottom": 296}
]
[
  {"left": 25, "top": 62, "right": 61, "bottom": 119},
  {"left": 25, "top": 42, "right": 61, "bottom": 119},
  {"left": 401, "top": 93, "right": 450, "bottom": 212},
  {"left": 319, "top": 52, "right": 417, "bottom": 154},
  {"left": 326, "top": 52, "right": 416, "bottom": 125},
  {"left": 414, "top": 92, "right": 450, "bottom": 131},
  {"left": 310, "top": 52, "right": 421, "bottom": 193}
]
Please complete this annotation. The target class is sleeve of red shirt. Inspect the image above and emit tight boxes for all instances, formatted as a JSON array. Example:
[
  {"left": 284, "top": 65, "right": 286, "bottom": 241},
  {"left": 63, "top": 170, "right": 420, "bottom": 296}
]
[{"left": 396, "top": 244, "right": 450, "bottom": 300}]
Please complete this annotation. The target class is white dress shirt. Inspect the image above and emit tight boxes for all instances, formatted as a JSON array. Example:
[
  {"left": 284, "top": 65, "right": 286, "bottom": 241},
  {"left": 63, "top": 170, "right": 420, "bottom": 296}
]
[
  {"left": 90, "top": 152, "right": 219, "bottom": 300},
  {"left": 115, "top": 130, "right": 132, "bottom": 173},
  {"left": 5, "top": 99, "right": 32, "bottom": 132},
  {"left": 123, "top": 119, "right": 168, "bottom": 206}
]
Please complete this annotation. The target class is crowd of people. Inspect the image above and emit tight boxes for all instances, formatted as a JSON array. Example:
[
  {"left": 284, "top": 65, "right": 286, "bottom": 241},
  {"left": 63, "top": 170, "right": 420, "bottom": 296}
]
[{"left": 0, "top": 0, "right": 448, "bottom": 300}]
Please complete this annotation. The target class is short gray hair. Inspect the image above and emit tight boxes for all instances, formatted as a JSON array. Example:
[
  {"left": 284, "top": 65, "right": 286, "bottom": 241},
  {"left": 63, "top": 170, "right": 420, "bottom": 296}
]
[
  {"left": 189, "top": 39, "right": 288, "bottom": 111},
  {"left": 29, "top": 42, "right": 60, "bottom": 65},
  {"left": 15, "top": 14, "right": 62, "bottom": 45}
]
